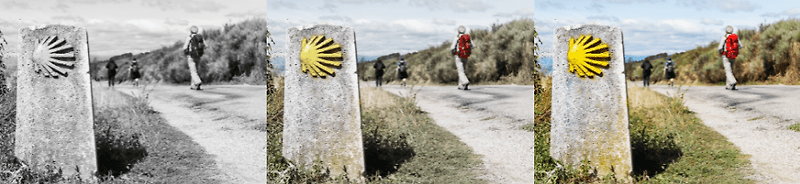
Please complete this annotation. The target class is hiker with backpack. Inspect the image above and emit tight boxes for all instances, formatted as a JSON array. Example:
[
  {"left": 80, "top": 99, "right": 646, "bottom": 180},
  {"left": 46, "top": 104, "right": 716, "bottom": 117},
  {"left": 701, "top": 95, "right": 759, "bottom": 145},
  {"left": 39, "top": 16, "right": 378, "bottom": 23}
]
[
  {"left": 106, "top": 59, "right": 118, "bottom": 87},
  {"left": 640, "top": 58, "right": 653, "bottom": 87},
  {"left": 373, "top": 58, "right": 385, "bottom": 87},
  {"left": 718, "top": 25, "right": 742, "bottom": 90},
  {"left": 184, "top": 25, "right": 205, "bottom": 90},
  {"left": 664, "top": 57, "right": 676, "bottom": 86},
  {"left": 397, "top": 57, "right": 408, "bottom": 86},
  {"left": 130, "top": 58, "right": 141, "bottom": 87},
  {"left": 450, "top": 25, "right": 476, "bottom": 90}
]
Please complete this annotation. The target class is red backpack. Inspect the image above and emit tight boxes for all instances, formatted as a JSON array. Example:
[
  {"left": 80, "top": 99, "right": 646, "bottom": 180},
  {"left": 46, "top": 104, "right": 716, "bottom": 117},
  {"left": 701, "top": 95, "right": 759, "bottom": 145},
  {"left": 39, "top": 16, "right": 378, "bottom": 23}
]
[
  {"left": 725, "top": 34, "right": 739, "bottom": 59},
  {"left": 457, "top": 34, "right": 472, "bottom": 59}
]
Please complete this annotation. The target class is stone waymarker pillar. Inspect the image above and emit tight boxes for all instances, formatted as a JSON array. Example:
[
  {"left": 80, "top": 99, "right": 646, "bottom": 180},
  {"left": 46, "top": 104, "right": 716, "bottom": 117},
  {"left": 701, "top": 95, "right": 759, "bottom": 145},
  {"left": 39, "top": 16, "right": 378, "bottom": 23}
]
[
  {"left": 16, "top": 25, "right": 96, "bottom": 181},
  {"left": 550, "top": 24, "right": 632, "bottom": 179},
  {"left": 283, "top": 24, "right": 364, "bottom": 181}
]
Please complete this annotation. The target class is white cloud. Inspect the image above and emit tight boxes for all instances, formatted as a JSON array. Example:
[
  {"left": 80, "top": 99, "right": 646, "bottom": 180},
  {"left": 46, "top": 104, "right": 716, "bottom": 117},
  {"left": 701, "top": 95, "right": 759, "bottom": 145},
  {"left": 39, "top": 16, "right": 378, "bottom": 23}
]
[
  {"left": 432, "top": 18, "right": 455, "bottom": 25},
  {"left": 762, "top": 7, "right": 800, "bottom": 17},
  {"left": 269, "top": 0, "right": 297, "bottom": 9},
  {"left": 409, "top": 0, "right": 493, "bottom": 12},
  {"left": 679, "top": 0, "right": 760, "bottom": 13},
  {"left": 3, "top": 1, "right": 30, "bottom": 9},
  {"left": 537, "top": 0, "right": 564, "bottom": 10},
  {"left": 494, "top": 8, "right": 534, "bottom": 18},
  {"left": 141, "top": 0, "right": 228, "bottom": 12},
  {"left": 586, "top": 15, "right": 620, "bottom": 22},
  {"left": 701, "top": 18, "right": 723, "bottom": 25}
]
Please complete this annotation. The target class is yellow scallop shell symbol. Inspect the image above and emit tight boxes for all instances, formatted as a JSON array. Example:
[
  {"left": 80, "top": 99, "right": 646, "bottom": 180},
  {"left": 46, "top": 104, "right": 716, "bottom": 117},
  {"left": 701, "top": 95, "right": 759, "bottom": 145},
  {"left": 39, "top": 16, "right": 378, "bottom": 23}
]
[
  {"left": 567, "top": 35, "right": 611, "bottom": 78},
  {"left": 299, "top": 35, "right": 342, "bottom": 77}
]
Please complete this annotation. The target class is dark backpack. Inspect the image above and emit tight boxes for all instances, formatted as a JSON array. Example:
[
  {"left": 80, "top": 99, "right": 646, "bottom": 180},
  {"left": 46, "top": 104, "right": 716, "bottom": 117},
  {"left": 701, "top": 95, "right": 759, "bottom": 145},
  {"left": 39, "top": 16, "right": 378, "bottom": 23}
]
[
  {"left": 724, "top": 34, "right": 740, "bottom": 59},
  {"left": 457, "top": 34, "right": 472, "bottom": 59},
  {"left": 666, "top": 62, "right": 675, "bottom": 73},
  {"left": 398, "top": 63, "right": 407, "bottom": 73},
  {"left": 186, "top": 34, "right": 205, "bottom": 57}
]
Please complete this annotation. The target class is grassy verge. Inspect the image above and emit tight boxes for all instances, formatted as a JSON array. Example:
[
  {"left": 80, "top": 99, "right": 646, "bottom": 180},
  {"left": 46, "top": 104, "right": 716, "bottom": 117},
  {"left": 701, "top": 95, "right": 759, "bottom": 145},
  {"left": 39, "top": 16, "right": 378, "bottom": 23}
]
[
  {"left": 534, "top": 76, "right": 753, "bottom": 183},
  {"left": 268, "top": 77, "right": 485, "bottom": 183},
  {"left": 0, "top": 82, "right": 221, "bottom": 183},
  {"left": 789, "top": 123, "right": 800, "bottom": 132}
]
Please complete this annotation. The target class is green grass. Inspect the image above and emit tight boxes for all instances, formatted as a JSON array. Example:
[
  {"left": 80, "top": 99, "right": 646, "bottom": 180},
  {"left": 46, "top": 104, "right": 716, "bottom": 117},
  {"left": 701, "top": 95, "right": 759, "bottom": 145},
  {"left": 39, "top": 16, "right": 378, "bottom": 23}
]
[
  {"left": 534, "top": 76, "right": 753, "bottom": 183},
  {"left": 747, "top": 116, "right": 764, "bottom": 121},
  {"left": 267, "top": 78, "right": 485, "bottom": 183},
  {"left": 789, "top": 123, "right": 800, "bottom": 132}
]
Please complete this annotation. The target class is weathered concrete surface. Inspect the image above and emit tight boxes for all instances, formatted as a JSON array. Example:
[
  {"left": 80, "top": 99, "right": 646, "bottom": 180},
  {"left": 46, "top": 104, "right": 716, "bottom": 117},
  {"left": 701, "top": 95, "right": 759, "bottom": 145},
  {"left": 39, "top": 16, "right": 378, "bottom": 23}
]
[
  {"left": 550, "top": 24, "right": 632, "bottom": 179},
  {"left": 16, "top": 25, "right": 96, "bottom": 181},
  {"left": 283, "top": 24, "right": 364, "bottom": 180}
]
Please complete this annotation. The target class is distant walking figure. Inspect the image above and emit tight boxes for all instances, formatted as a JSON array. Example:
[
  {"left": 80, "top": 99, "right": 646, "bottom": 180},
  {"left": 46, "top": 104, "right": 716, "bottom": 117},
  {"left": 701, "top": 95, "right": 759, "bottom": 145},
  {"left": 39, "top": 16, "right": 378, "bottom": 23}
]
[
  {"left": 664, "top": 57, "right": 676, "bottom": 86},
  {"left": 106, "top": 59, "right": 118, "bottom": 87},
  {"left": 184, "top": 25, "right": 205, "bottom": 90},
  {"left": 450, "top": 25, "right": 476, "bottom": 90},
  {"left": 373, "top": 58, "right": 385, "bottom": 87},
  {"left": 130, "top": 58, "right": 141, "bottom": 87},
  {"left": 397, "top": 57, "right": 408, "bottom": 86},
  {"left": 640, "top": 58, "right": 653, "bottom": 87},
  {"left": 718, "top": 25, "right": 742, "bottom": 90}
]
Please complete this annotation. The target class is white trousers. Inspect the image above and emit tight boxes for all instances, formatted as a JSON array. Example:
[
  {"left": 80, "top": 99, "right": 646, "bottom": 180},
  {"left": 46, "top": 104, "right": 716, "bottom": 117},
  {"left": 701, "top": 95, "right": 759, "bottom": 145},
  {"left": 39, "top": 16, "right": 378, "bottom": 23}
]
[
  {"left": 454, "top": 56, "right": 469, "bottom": 88},
  {"left": 723, "top": 57, "right": 737, "bottom": 88},
  {"left": 188, "top": 56, "right": 202, "bottom": 87}
]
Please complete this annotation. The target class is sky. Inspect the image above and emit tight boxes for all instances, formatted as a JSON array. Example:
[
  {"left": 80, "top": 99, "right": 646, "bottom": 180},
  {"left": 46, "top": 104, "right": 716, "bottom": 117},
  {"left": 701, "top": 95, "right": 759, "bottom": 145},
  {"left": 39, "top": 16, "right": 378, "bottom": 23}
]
[
  {"left": 0, "top": 0, "right": 266, "bottom": 59},
  {"left": 267, "top": 0, "right": 535, "bottom": 62},
  {"left": 536, "top": 0, "right": 800, "bottom": 60}
]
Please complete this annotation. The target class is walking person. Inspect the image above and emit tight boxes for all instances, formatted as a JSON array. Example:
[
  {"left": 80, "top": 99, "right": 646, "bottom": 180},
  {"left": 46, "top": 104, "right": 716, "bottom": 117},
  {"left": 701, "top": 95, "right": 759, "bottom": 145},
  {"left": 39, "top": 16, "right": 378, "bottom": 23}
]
[
  {"left": 640, "top": 58, "right": 653, "bottom": 87},
  {"left": 450, "top": 25, "right": 476, "bottom": 90},
  {"left": 373, "top": 58, "right": 385, "bottom": 87},
  {"left": 106, "top": 59, "right": 118, "bottom": 87},
  {"left": 184, "top": 25, "right": 205, "bottom": 90},
  {"left": 718, "top": 25, "right": 742, "bottom": 90},
  {"left": 130, "top": 58, "right": 141, "bottom": 87},
  {"left": 664, "top": 57, "right": 676, "bottom": 86},
  {"left": 397, "top": 57, "right": 408, "bottom": 86}
]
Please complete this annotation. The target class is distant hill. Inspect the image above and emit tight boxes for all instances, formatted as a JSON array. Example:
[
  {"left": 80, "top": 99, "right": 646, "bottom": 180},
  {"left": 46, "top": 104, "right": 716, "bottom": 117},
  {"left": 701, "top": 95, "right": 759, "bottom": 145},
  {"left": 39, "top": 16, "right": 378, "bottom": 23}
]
[
  {"left": 92, "top": 18, "right": 268, "bottom": 85},
  {"left": 627, "top": 19, "right": 800, "bottom": 85},
  {"left": 357, "top": 19, "right": 536, "bottom": 85}
]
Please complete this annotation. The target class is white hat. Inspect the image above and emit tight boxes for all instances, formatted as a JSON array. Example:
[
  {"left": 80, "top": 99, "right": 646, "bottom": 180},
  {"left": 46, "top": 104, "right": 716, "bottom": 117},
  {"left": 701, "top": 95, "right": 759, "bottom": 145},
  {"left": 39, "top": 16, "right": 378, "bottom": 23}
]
[
  {"left": 725, "top": 25, "right": 734, "bottom": 34},
  {"left": 458, "top": 25, "right": 466, "bottom": 34}
]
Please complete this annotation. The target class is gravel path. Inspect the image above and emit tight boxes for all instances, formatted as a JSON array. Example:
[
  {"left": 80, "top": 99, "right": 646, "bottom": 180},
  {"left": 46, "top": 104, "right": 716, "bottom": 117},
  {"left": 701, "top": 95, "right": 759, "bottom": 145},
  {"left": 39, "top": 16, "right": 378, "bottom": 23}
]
[
  {"left": 117, "top": 84, "right": 267, "bottom": 184},
  {"left": 647, "top": 84, "right": 800, "bottom": 184},
  {"left": 376, "top": 83, "right": 534, "bottom": 184}
]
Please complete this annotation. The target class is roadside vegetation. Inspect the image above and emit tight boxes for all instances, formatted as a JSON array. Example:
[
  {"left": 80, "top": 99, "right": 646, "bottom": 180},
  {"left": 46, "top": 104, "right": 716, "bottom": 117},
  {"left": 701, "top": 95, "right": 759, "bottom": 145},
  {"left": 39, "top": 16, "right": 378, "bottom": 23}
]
[
  {"left": 358, "top": 19, "right": 537, "bottom": 86},
  {"left": 534, "top": 72, "right": 753, "bottom": 182},
  {"left": 789, "top": 123, "right": 800, "bottom": 132},
  {"left": 627, "top": 19, "right": 800, "bottom": 86},
  {"left": 91, "top": 18, "right": 268, "bottom": 85},
  {"left": 267, "top": 77, "right": 485, "bottom": 183}
]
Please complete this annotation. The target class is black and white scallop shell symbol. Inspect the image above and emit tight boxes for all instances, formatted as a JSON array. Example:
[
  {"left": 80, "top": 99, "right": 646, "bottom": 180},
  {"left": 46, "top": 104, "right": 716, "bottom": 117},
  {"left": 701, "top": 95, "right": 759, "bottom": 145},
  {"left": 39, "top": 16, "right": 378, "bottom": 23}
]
[{"left": 32, "top": 36, "right": 75, "bottom": 77}]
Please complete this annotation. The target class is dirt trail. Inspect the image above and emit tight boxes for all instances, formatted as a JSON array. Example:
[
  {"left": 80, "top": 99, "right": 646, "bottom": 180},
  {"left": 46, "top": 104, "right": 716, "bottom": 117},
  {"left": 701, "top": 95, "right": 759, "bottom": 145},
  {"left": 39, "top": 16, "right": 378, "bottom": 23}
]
[
  {"left": 373, "top": 82, "right": 534, "bottom": 184},
  {"left": 116, "top": 84, "right": 267, "bottom": 184},
  {"left": 646, "top": 84, "right": 800, "bottom": 183}
]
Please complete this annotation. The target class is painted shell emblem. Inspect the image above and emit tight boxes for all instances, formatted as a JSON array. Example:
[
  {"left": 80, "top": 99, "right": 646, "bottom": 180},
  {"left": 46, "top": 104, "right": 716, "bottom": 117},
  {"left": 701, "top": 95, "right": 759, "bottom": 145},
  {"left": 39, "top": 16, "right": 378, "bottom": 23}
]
[
  {"left": 31, "top": 36, "right": 75, "bottom": 77},
  {"left": 299, "top": 35, "right": 342, "bottom": 77},
  {"left": 567, "top": 35, "right": 611, "bottom": 78}
]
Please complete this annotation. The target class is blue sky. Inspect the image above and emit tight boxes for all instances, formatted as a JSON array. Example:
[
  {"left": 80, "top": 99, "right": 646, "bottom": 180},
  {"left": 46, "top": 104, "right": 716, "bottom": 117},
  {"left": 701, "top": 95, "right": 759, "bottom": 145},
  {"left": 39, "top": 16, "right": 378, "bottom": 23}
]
[
  {"left": 536, "top": 0, "right": 800, "bottom": 59},
  {"left": 268, "top": 0, "right": 535, "bottom": 61},
  {"left": 0, "top": 0, "right": 265, "bottom": 59}
]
